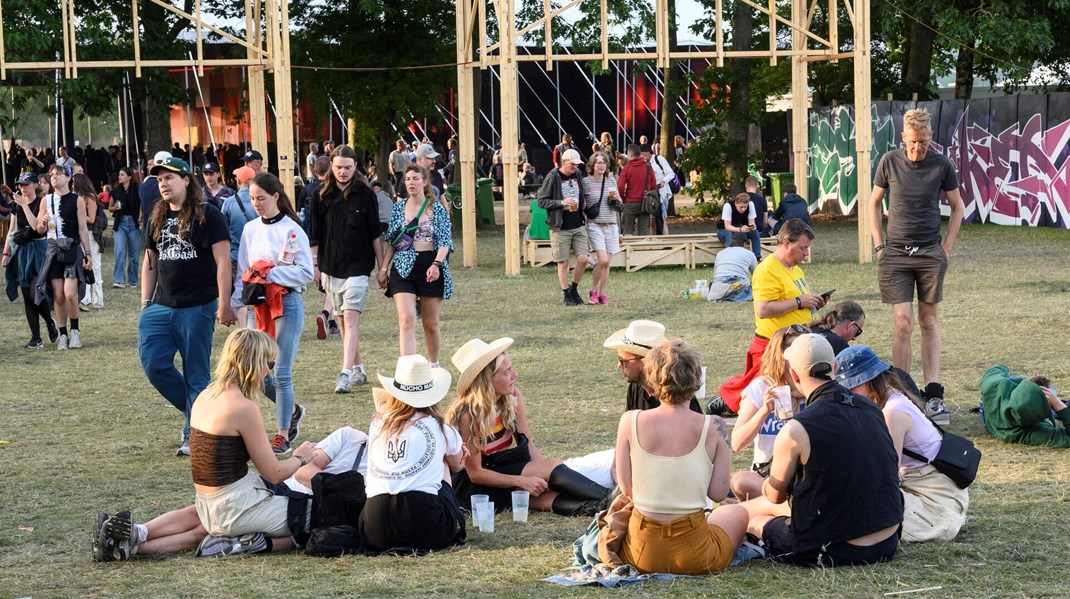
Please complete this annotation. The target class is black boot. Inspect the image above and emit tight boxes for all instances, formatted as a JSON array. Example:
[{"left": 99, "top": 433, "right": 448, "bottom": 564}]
[
  {"left": 548, "top": 464, "right": 610, "bottom": 501},
  {"left": 568, "top": 282, "right": 584, "bottom": 305},
  {"left": 551, "top": 495, "right": 604, "bottom": 517}
]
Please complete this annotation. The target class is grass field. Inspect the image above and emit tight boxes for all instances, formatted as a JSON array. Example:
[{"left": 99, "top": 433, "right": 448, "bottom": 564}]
[{"left": 1, "top": 216, "right": 1069, "bottom": 598}]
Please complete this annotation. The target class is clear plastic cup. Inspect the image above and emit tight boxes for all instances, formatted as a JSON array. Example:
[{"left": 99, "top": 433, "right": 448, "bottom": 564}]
[
  {"left": 511, "top": 491, "right": 530, "bottom": 522},
  {"left": 482, "top": 501, "right": 495, "bottom": 532},
  {"left": 773, "top": 385, "right": 794, "bottom": 419}
]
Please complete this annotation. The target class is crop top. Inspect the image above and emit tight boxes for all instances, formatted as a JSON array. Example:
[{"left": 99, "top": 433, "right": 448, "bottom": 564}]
[
  {"left": 629, "top": 411, "right": 713, "bottom": 514},
  {"left": 413, "top": 217, "right": 434, "bottom": 243},
  {"left": 190, "top": 428, "right": 250, "bottom": 487}
]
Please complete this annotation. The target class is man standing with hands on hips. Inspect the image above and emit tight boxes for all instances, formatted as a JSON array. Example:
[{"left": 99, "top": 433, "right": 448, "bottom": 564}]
[{"left": 869, "top": 108, "right": 964, "bottom": 425}]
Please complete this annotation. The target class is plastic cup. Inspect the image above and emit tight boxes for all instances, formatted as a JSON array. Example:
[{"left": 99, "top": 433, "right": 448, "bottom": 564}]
[
  {"left": 697, "top": 366, "right": 708, "bottom": 400},
  {"left": 471, "top": 495, "right": 490, "bottom": 531},
  {"left": 482, "top": 501, "right": 495, "bottom": 532},
  {"left": 773, "top": 385, "right": 793, "bottom": 419},
  {"left": 512, "top": 491, "right": 530, "bottom": 522},
  {"left": 471, "top": 494, "right": 489, "bottom": 507}
]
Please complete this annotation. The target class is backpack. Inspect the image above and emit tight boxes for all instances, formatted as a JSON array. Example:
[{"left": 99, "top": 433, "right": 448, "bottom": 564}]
[
  {"left": 309, "top": 442, "right": 367, "bottom": 530},
  {"left": 92, "top": 202, "right": 108, "bottom": 248},
  {"left": 305, "top": 525, "right": 363, "bottom": 557}
]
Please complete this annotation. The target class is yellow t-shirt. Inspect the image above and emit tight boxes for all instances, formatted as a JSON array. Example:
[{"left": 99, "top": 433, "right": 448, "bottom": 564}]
[{"left": 752, "top": 257, "right": 815, "bottom": 338}]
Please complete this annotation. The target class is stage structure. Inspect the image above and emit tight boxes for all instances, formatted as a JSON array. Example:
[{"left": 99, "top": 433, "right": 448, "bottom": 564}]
[
  {"left": 0, "top": 0, "right": 296, "bottom": 185},
  {"left": 456, "top": 0, "right": 875, "bottom": 273}
]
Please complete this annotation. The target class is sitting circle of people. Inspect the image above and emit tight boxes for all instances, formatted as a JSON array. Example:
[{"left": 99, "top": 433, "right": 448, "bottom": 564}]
[{"left": 65, "top": 142, "right": 988, "bottom": 575}]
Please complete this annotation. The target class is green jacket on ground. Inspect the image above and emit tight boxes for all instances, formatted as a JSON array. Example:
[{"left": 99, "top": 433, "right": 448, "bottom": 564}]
[{"left": 980, "top": 365, "right": 1070, "bottom": 448}]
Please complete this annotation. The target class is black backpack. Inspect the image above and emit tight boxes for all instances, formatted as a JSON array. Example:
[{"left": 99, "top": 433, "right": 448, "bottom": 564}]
[{"left": 310, "top": 442, "right": 367, "bottom": 530}]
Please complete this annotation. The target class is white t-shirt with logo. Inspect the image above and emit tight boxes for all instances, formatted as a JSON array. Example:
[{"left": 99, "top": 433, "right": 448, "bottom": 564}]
[
  {"left": 283, "top": 426, "right": 368, "bottom": 495},
  {"left": 741, "top": 377, "right": 805, "bottom": 466},
  {"left": 365, "top": 414, "right": 462, "bottom": 498}
]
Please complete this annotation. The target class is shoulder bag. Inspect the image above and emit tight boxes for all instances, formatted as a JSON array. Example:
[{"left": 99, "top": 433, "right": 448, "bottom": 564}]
[
  {"left": 641, "top": 166, "right": 661, "bottom": 215},
  {"left": 583, "top": 177, "right": 607, "bottom": 220},
  {"left": 902, "top": 422, "right": 981, "bottom": 489},
  {"left": 388, "top": 198, "right": 429, "bottom": 252}
]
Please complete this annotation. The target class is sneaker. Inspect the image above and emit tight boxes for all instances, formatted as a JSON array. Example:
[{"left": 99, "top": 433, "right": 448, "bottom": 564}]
[
  {"left": 79, "top": 302, "right": 91, "bottom": 312},
  {"left": 69, "top": 329, "right": 82, "bottom": 349},
  {"left": 288, "top": 404, "right": 305, "bottom": 442},
  {"left": 350, "top": 370, "right": 368, "bottom": 386},
  {"left": 924, "top": 382, "right": 950, "bottom": 426},
  {"left": 328, "top": 320, "right": 340, "bottom": 336},
  {"left": 706, "top": 395, "right": 737, "bottom": 417},
  {"left": 25, "top": 338, "right": 43, "bottom": 349},
  {"left": 598, "top": 293, "right": 611, "bottom": 306},
  {"left": 47, "top": 322, "right": 59, "bottom": 344},
  {"left": 57, "top": 334, "right": 69, "bottom": 350},
  {"left": 271, "top": 435, "right": 291, "bottom": 455},
  {"left": 563, "top": 289, "right": 577, "bottom": 307},
  {"left": 195, "top": 532, "right": 268, "bottom": 558},
  {"left": 92, "top": 512, "right": 115, "bottom": 562},
  {"left": 176, "top": 432, "right": 191, "bottom": 457},
  {"left": 335, "top": 372, "right": 353, "bottom": 394},
  {"left": 588, "top": 289, "right": 599, "bottom": 304},
  {"left": 106, "top": 509, "right": 136, "bottom": 560},
  {"left": 112, "top": 282, "right": 125, "bottom": 289},
  {"left": 316, "top": 312, "right": 328, "bottom": 340}
]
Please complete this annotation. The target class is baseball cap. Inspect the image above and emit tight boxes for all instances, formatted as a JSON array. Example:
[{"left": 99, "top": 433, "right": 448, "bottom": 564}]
[
  {"left": 241, "top": 149, "right": 263, "bottom": 162},
  {"left": 415, "top": 143, "right": 439, "bottom": 159},
  {"left": 234, "top": 166, "right": 257, "bottom": 183},
  {"left": 153, "top": 151, "right": 173, "bottom": 165},
  {"left": 202, "top": 162, "right": 220, "bottom": 173},
  {"left": 783, "top": 333, "right": 836, "bottom": 380},
  {"left": 16, "top": 172, "right": 37, "bottom": 185},
  {"left": 149, "top": 157, "right": 192, "bottom": 176},
  {"left": 561, "top": 149, "right": 583, "bottom": 165}
]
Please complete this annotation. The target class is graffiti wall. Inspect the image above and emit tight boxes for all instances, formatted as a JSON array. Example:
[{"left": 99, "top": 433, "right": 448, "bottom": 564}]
[{"left": 802, "top": 94, "right": 1070, "bottom": 229}]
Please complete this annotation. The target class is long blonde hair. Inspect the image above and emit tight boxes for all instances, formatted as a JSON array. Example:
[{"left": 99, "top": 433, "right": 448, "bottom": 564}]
[
  {"left": 372, "top": 388, "right": 446, "bottom": 445},
  {"left": 758, "top": 326, "right": 808, "bottom": 401},
  {"left": 446, "top": 355, "right": 517, "bottom": 450},
  {"left": 206, "top": 329, "right": 276, "bottom": 400}
]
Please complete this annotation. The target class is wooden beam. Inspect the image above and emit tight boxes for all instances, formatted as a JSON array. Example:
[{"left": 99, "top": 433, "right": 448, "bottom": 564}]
[
  {"left": 829, "top": 0, "right": 838, "bottom": 62},
  {"left": 148, "top": 0, "right": 268, "bottom": 57},
  {"left": 1, "top": 58, "right": 268, "bottom": 69},
  {"left": 798, "top": 51, "right": 853, "bottom": 62},
  {"left": 272, "top": 0, "right": 295, "bottom": 188},
  {"left": 195, "top": 0, "right": 204, "bottom": 76},
  {"left": 247, "top": 0, "right": 268, "bottom": 156},
  {"left": 479, "top": 0, "right": 487, "bottom": 68},
  {"left": 791, "top": 0, "right": 809, "bottom": 216},
  {"left": 61, "top": 0, "right": 71, "bottom": 79},
  {"left": 769, "top": 0, "right": 777, "bottom": 66},
  {"left": 854, "top": 0, "right": 873, "bottom": 263},
  {"left": 737, "top": 0, "right": 832, "bottom": 48},
  {"left": 498, "top": 0, "right": 521, "bottom": 275},
  {"left": 132, "top": 0, "right": 142, "bottom": 77},
  {"left": 456, "top": 0, "right": 478, "bottom": 266},
  {"left": 514, "top": 0, "right": 584, "bottom": 39},
  {"left": 600, "top": 0, "right": 608, "bottom": 70},
  {"left": 544, "top": 0, "right": 552, "bottom": 71},
  {"left": 0, "top": 0, "right": 6, "bottom": 80}
]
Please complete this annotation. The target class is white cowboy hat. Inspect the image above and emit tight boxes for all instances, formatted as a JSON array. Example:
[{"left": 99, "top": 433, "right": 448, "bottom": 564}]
[
  {"left": 451, "top": 338, "right": 514, "bottom": 395},
  {"left": 603, "top": 320, "right": 667, "bottom": 357},
  {"left": 376, "top": 355, "right": 452, "bottom": 408}
]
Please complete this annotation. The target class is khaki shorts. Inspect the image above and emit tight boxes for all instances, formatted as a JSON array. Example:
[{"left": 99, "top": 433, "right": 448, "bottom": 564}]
[
  {"left": 618, "top": 509, "right": 734, "bottom": 574},
  {"left": 586, "top": 222, "right": 621, "bottom": 254},
  {"left": 878, "top": 244, "right": 948, "bottom": 304},
  {"left": 195, "top": 471, "right": 293, "bottom": 538},
  {"left": 322, "top": 273, "right": 369, "bottom": 315},
  {"left": 550, "top": 227, "right": 590, "bottom": 262}
]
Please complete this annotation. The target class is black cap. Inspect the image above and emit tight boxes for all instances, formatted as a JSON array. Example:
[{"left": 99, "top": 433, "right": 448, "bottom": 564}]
[
  {"left": 203, "top": 162, "right": 220, "bottom": 173},
  {"left": 241, "top": 150, "right": 263, "bottom": 162}
]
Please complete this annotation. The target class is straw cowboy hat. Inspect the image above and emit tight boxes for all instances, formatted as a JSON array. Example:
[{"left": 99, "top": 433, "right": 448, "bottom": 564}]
[
  {"left": 603, "top": 320, "right": 667, "bottom": 357},
  {"left": 451, "top": 338, "right": 514, "bottom": 395},
  {"left": 376, "top": 355, "right": 452, "bottom": 408}
]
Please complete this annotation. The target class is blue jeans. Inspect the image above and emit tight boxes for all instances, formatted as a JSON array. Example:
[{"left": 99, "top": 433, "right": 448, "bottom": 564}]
[
  {"left": 113, "top": 216, "right": 142, "bottom": 286},
  {"left": 262, "top": 292, "right": 304, "bottom": 430},
  {"left": 138, "top": 301, "right": 217, "bottom": 437},
  {"left": 717, "top": 228, "right": 762, "bottom": 262}
]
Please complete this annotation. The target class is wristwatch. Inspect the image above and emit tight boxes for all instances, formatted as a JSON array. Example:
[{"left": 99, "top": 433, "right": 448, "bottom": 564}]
[{"left": 795, "top": 297, "right": 803, "bottom": 309}]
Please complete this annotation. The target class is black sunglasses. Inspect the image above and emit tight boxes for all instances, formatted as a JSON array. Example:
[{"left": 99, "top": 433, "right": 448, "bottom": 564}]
[
  {"left": 850, "top": 321, "right": 863, "bottom": 337},
  {"left": 788, "top": 324, "right": 811, "bottom": 334}
]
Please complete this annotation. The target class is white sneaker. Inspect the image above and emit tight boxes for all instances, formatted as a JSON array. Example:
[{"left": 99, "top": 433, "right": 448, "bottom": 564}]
[
  {"left": 334, "top": 373, "right": 352, "bottom": 394},
  {"left": 351, "top": 370, "right": 368, "bottom": 386},
  {"left": 69, "top": 330, "right": 82, "bottom": 349},
  {"left": 57, "top": 334, "right": 69, "bottom": 350}
]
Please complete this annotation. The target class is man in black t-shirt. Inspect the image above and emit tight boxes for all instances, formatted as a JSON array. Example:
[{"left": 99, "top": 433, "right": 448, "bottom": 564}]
[
  {"left": 744, "top": 176, "right": 769, "bottom": 236},
  {"left": 138, "top": 156, "right": 235, "bottom": 457},
  {"left": 307, "top": 145, "right": 385, "bottom": 393},
  {"left": 603, "top": 320, "right": 704, "bottom": 414}
]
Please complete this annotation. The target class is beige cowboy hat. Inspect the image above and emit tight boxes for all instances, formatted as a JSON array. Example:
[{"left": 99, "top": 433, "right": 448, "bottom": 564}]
[
  {"left": 451, "top": 337, "right": 514, "bottom": 395},
  {"left": 603, "top": 320, "right": 667, "bottom": 357},
  {"left": 376, "top": 355, "right": 453, "bottom": 408}
]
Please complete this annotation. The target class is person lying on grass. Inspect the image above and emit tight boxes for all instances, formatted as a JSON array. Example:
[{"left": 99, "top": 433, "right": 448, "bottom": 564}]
[
  {"left": 980, "top": 366, "right": 1070, "bottom": 447},
  {"left": 93, "top": 329, "right": 352, "bottom": 561}
]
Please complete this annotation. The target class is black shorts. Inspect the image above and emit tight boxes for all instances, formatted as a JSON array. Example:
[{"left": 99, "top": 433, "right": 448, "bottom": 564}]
[
  {"left": 386, "top": 250, "right": 444, "bottom": 299},
  {"left": 451, "top": 434, "right": 532, "bottom": 510},
  {"left": 358, "top": 484, "right": 466, "bottom": 554},
  {"left": 762, "top": 516, "right": 899, "bottom": 567}
]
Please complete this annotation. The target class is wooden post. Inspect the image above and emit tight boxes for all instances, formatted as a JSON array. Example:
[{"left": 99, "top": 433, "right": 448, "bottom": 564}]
[
  {"left": 196, "top": 0, "right": 204, "bottom": 77},
  {"left": 456, "top": 0, "right": 478, "bottom": 266},
  {"left": 271, "top": 0, "right": 295, "bottom": 187},
  {"left": 247, "top": 0, "right": 268, "bottom": 156},
  {"left": 791, "top": 0, "right": 809, "bottom": 203},
  {"left": 132, "top": 0, "right": 142, "bottom": 77},
  {"left": 854, "top": 0, "right": 873, "bottom": 263},
  {"left": 499, "top": 0, "right": 521, "bottom": 275}
]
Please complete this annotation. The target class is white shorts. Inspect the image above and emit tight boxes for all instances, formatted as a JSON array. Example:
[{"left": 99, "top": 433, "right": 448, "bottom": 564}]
[
  {"left": 195, "top": 471, "right": 293, "bottom": 538},
  {"left": 586, "top": 222, "right": 621, "bottom": 254},
  {"left": 322, "top": 273, "right": 369, "bottom": 315}
]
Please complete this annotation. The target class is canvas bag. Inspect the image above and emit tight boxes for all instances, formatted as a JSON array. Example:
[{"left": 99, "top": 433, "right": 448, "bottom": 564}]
[{"left": 641, "top": 166, "right": 660, "bottom": 214}]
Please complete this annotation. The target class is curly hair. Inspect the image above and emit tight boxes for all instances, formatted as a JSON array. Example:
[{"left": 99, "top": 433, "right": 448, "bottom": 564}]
[{"left": 643, "top": 340, "right": 703, "bottom": 406}]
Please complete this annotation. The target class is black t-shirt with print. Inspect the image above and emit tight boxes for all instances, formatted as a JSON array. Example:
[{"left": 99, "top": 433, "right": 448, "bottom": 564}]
[
  {"left": 145, "top": 203, "right": 230, "bottom": 308},
  {"left": 559, "top": 171, "right": 584, "bottom": 231}
]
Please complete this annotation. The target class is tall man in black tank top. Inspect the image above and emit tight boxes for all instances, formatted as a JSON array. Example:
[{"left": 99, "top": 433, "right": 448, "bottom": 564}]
[
  {"left": 35, "top": 164, "right": 91, "bottom": 350},
  {"left": 745, "top": 334, "right": 902, "bottom": 566}
]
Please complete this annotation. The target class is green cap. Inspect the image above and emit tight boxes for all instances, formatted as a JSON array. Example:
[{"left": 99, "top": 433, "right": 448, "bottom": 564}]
[{"left": 150, "top": 156, "right": 192, "bottom": 176}]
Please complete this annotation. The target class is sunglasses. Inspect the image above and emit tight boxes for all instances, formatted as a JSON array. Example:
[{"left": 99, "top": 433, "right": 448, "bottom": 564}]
[
  {"left": 618, "top": 356, "right": 643, "bottom": 367},
  {"left": 788, "top": 324, "right": 811, "bottom": 334},
  {"left": 850, "top": 321, "right": 863, "bottom": 337}
]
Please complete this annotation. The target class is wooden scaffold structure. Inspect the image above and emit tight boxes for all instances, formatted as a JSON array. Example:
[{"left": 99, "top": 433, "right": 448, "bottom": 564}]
[
  {"left": 0, "top": 0, "right": 297, "bottom": 186},
  {"left": 455, "top": 0, "right": 875, "bottom": 273}
]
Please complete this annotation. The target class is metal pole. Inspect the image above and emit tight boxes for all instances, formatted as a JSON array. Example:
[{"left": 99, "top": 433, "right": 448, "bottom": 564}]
[
  {"left": 185, "top": 64, "right": 193, "bottom": 165},
  {"left": 188, "top": 52, "right": 218, "bottom": 152},
  {"left": 555, "top": 61, "right": 561, "bottom": 138}
]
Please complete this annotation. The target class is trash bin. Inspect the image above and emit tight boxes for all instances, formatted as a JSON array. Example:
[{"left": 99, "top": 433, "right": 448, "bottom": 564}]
[
  {"left": 767, "top": 172, "right": 794, "bottom": 210},
  {"left": 527, "top": 199, "right": 550, "bottom": 240},
  {"left": 475, "top": 178, "right": 495, "bottom": 225},
  {"left": 446, "top": 183, "right": 462, "bottom": 224}
]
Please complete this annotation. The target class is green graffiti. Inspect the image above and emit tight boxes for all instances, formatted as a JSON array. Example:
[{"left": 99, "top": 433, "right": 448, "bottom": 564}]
[{"left": 806, "top": 105, "right": 896, "bottom": 214}]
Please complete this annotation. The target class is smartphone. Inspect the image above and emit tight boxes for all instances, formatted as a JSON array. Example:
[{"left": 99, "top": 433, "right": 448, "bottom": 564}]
[
  {"left": 1, "top": 184, "right": 12, "bottom": 195},
  {"left": 820, "top": 289, "right": 835, "bottom": 301}
]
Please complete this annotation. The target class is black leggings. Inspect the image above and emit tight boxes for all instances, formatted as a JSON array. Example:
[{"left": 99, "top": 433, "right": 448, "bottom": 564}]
[{"left": 21, "top": 286, "right": 54, "bottom": 341}]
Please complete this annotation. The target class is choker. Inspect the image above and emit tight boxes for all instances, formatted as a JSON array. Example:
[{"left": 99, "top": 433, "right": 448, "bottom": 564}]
[{"left": 261, "top": 213, "right": 285, "bottom": 225}]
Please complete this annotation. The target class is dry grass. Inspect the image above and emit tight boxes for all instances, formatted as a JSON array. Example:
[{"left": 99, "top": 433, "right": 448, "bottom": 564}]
[{"left": 1, "top": 218, "right": 1069, "bottom": 598}]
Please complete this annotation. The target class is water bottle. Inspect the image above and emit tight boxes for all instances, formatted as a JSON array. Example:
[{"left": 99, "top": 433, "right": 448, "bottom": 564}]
[{"left": 277, "top": 232, "right": 299, "bottom": 265}]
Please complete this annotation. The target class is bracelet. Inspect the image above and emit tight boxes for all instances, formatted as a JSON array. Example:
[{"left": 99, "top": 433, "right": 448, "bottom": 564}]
[
  {"left": 874, "top": 243, "right": 885, "bottom": 252},
  {"left": 433, "top": 260, "right": 444, "bottom": 268},
  {"left": 795, "top": 297, "right": 802, "bottom": 310},
  {"left": 141, "top": 299, "right": 152, "bottom": 307},
  {"left": 379, "top": 266, "right": 389, "bottom": 272},
  {"left": 295, "top": 454, "right": 308, "bottom": 467}
]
